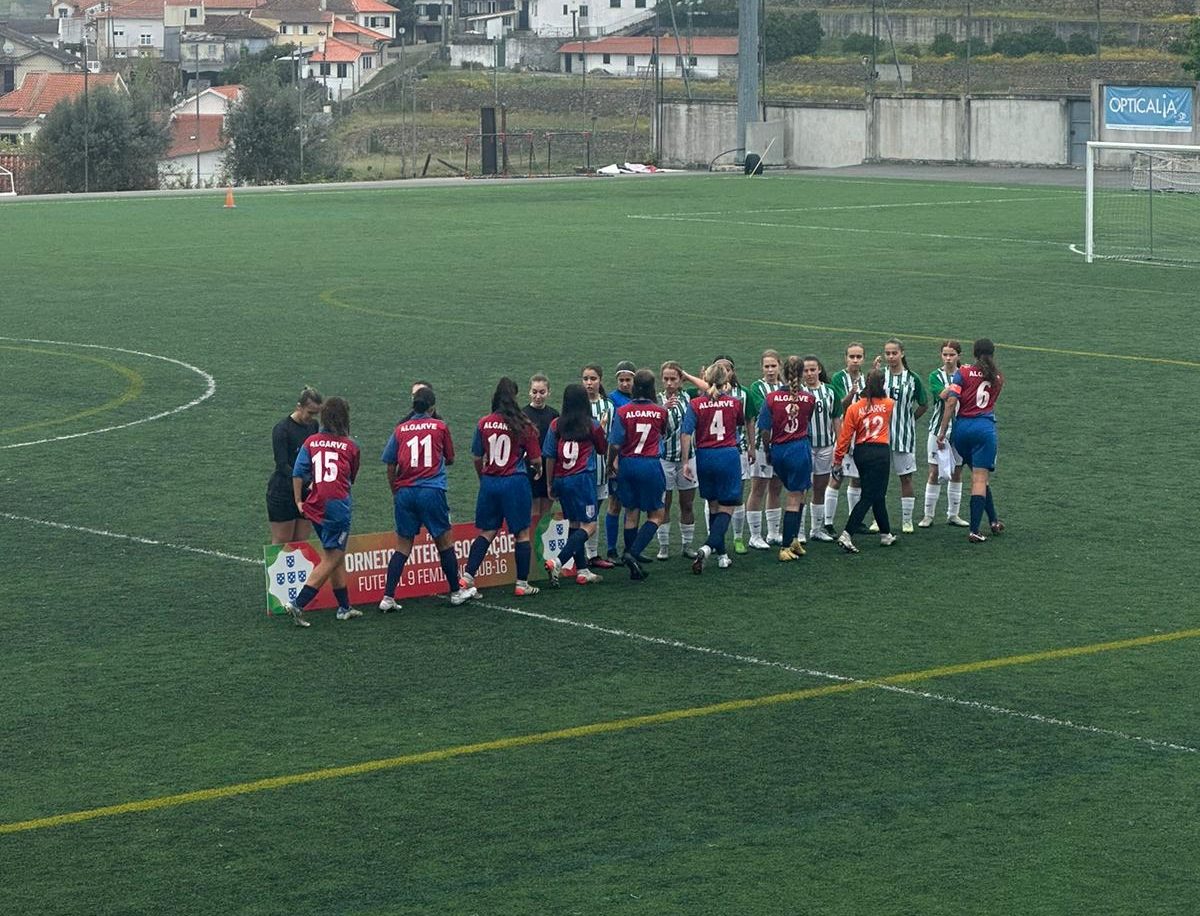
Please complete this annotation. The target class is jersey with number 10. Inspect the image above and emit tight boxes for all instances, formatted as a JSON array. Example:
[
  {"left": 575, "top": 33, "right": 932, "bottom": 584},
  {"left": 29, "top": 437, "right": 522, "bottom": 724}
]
[
  {"left": 948, "top": 365, "right": 1003, "bottom": 419},
  {"left": 611, "top": 400, "right": 669, "bottom": 458},
  {"left": 471, "top": 414, "right": 542, "bottom": 477},
  {"left": 683, "top": 395, "right": 744, "bottom": 450},
  {"left": 381, "top": 414, "right": 454, "bottom": 491}
]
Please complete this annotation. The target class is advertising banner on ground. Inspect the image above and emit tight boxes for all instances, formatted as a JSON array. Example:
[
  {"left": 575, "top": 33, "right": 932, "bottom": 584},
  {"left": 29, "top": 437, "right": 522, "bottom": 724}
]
[{"left": 1104, "top": 86, "right": 1194, "bottom": 132}]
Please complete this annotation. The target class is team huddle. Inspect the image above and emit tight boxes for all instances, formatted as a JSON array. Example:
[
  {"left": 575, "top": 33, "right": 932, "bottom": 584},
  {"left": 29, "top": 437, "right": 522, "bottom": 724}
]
[{"left": 268, "top": 338, "right": 1005, "bottom": 627}]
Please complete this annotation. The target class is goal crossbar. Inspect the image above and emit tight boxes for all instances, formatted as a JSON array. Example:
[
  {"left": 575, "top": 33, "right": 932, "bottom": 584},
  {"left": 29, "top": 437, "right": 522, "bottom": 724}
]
[{"left": 0, "top": 165, "right": 14, "bottom": 197}]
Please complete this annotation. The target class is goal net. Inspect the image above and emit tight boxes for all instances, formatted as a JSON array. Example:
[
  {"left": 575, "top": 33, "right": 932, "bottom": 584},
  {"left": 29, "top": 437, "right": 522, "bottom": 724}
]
[
  {"left": 0, "top": 165, "right": 14, "bottom": 196},
  {"left": 1085, "top": 140, "right": 1200, "bottom": 264}
]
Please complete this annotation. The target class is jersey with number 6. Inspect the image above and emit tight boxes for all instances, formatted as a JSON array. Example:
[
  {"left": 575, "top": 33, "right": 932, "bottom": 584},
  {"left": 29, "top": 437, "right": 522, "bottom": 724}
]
[
  {"left": 381, "top": 414, "right": 454, "bottom": 491},
  {"left": 683, "top": 394, "right": 745, "bottom": 450},
  {"left": 471, "top": 413, "right": 542, "bottom": 477},
  {"left": 947, "top": 365, "right": 1003, "bottom": 419},
  {"left": 294, "top": 434, "right": 360, "bottom": 524},
  {"left": 543, "top": 418, "right": 608, "bottom": 478},
  {"left": 611, "top": 400, "right": 669, "bottom": 458}
]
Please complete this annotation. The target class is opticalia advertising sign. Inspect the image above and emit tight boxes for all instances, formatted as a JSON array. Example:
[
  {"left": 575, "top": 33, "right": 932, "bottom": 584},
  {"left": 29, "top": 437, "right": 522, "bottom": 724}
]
[{"left": 1104, "top": 86, "right": 1194, "bottom": 132}]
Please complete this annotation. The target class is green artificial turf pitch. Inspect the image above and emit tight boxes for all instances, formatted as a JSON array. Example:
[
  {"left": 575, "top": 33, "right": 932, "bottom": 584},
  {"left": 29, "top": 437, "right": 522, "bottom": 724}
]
[{"left": 2, "top": 174, "right": 1199, "bottom": 914}]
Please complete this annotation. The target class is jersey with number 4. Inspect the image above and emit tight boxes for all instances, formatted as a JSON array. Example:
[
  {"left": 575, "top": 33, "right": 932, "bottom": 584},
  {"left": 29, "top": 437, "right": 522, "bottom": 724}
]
[
  {"left": 294, "top": 434, "right": 360, "bottom": 524},
  {"left": 683, "top": 395, "right": 744, "bottom": 450},
  {"left": 611, "top": 400, "right": 669, "bottom": 458},
  {"left": 471, "top": 413, "right": 542, "bottom": 477},
  {"left": 948, "top": 365, "right": 1002, "bottom": 419},
  {"left": 543, "top": 419, "right": 608, "bottom": 478},
  {"left": 381, "top": 414, "right": 454, "bottom": 490}
]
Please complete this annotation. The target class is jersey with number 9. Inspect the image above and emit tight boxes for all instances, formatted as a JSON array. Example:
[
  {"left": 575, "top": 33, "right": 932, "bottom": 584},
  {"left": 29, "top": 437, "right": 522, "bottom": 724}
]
[
  {"left": 949, "top": 365, "right": 1002, "bottom": 419},
  {"left": 381, "top": 415, "right": 455, "bottom": 491},
  {"left": 683, "top": 395, "right": 744, "bottom": 450},
  {"left": 543, "top": 418, "right": 608, "bottom": 478}
]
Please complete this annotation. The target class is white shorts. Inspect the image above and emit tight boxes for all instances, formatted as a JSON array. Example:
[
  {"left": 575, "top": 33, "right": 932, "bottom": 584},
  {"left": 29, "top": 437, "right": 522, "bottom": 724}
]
[
  {"left": 841, "top": 454, "right": 859, "bottom": 479},
  {"left": 597, "top": 482, "right": 609, "bottom": 501},
  {"left": 890, "top": 450, "right": 917, "bottom": 476},
  {"left": 811, "top": 444, "right": 834, "bottom": 477},
  {"left": 739, "top": 451, "right": 752, "bottom": 481},
  {"left": 927, "top": 433, "right": 963, "bottom": 467},
  {"left": 749, "top": 447, "right": 774, "bottom": 479},
  {"left": 661, "top": 457, "right": 699, "bottom": 491}
]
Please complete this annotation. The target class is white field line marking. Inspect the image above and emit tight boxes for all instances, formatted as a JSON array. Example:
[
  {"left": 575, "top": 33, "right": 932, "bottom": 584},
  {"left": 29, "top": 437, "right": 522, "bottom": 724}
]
[
  {"left": 2, "top": 510, "right": 1193, "bottom": 756},
  {"left": 0, "top": 337, "right": 215, "bottom": 449},
  {"left": 1066, "top": 243, "right": 1200, "bottom": 269},
  {"left": 638, "top": 195, "right": 1060, "bottom": 218},
  {"left": 627, "top": 213, "right": 1067, "bottom": 247}
]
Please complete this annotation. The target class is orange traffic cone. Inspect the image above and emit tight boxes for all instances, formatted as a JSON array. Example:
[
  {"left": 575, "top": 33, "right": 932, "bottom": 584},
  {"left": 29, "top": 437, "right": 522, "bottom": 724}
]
[{"left": 224, "top": 187, "right": 236, "bottom": 209}]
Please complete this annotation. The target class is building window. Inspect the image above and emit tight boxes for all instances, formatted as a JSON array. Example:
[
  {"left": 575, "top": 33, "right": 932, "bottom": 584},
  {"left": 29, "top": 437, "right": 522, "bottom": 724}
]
[
  {"left": 601, "top": 53, "right": 609, "bottom": 63},
  {"left": 626, "top": 54, "right": 634, "bottom": 68},
  {"left": 363, "top": 55, "right": 373, "bottom": 68},
  {"left": 188, "top": 7, "right": 198, "bottom": 17},
  {"left": 319, "top": 62, "right": 330, "bottom": 75},
  {"left": 561, "top": 3, "right": 567, "bottom": 13},
  {"left": 688, "top": 55, "right": 696, "bottom": 66},
  {"left": 675, "top": 55, "right": 682, "bottom": 69},
  {"left": 577, "top": 53, "right": 583, "bottom": 61},
  {"left": 139, "top": 32, "right": 153, "bottom": 45},
  {"left": 336, "top": 62, "right": 348, "bottom": 77},
  {"left": 635, "top": 0, "right": 644, "bottom": 7},
  {"left": 115, "top": 48, "right": 127, "bottom": 57},
  {"left": 579, "top": 4, "right": 587, "bottom": 15},
  {"left": 279, "top": 24, "right": 287, "bottom": 33},
  {"left": 302, "top": 25, "right": 309, "bottom": 34},
  {"left": 57, "top": 7, "right": 68, "bottom": 16},
  {"left": 113, "top": 26, "right": 125, "bottom": 38}
]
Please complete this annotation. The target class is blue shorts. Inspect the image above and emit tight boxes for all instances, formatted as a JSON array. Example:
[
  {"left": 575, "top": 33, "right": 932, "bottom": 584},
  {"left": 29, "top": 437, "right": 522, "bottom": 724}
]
[
  {"left": 555, "top": 473, "right": 599, "bottom": 524},
  {"left": 696, "top": 447, "right": 744, "bottom": 506},
  {"left": 951, "top": 416, "right": 999, "bottom": 471},
  {"left": 475, "top": 474, "right": 533, "bottom": 534},
  {"left": 615, "top": 455, "right": 666, "bottom": 512},
  {"left": 313, "top": 520, "right": 350, "bottom": 551},
  {"left": 770, "top": 439, "right": 813, "bottom": 493},
  {"left": 393, "top": 486, "right": 452, "bottom": 539}
]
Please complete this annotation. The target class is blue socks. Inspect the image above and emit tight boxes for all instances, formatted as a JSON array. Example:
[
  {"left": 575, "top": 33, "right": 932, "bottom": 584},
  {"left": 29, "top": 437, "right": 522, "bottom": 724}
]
[
  {"left": 466, "top": 535, "right": 490, "bottom": 576},
  {"left": 624, "top": 525, "right": 637, "bottom": 552},
  {"left": 707, "top": 511, "right": 731, "bottom": 552},
  {"left": 631, "top": 521, "right": 659, "bottom": 558},
  {"left": 438, "top": 547, "right": 461, "bottom": 594},
  {"left": 970, "top": 495, "right": 986, "bottom": 533},
  {"left": 984, "top": 486, "right": 997, "bottom": 523},
  {"left": 295, "top": 584, "right": 318, "bottom": 609},
  {"left": 384, "top": 549, "right": 408, "bottom": 597},
  {"left": 782, "top": 510, "right": 801, "bottom": 545},
  {"left": 606, "top": 511, "right": 621, "bottom": 553},
  {"left": 514, "top": 541, "right": 531, "bottom": 581},
  {"left": 559, "top": 527, "right": 588, "bottom": 565},
  {"left": 332, "top": 587, "right": 349, "bottom": 610}
]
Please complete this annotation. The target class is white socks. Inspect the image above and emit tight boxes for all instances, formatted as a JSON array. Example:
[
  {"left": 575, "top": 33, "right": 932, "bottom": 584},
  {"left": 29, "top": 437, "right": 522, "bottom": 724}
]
[
  {"left": 681, "top": 523, "right": 695, "bottom": 548},
  {"left": 846, "top": 485, "right": 861, "bottom": 515},
  {"left": 809, "top": 502, "right": 825, "bottom": 532},
  {"left": 657, "top": 522, "right": 672, "bottom": 548},
  {"left": 824, "top": 487, "right": 839, "bottom": 527},
  {"left": 901, "top": 497, "right": 915, "bottom": 525},
  {"left": 947, "top": 481, "right": 963, "bottom": 518},
  {"left": 924, "top": 482, "right": 941, "bottom": 519},
  {"left": 731, "top": 506, "right": 746, "bottom": 539},
  {"left": 747, "top": 510, "right": 763, "bottom": 540},
  {"left": 765, "top": 508, "right": 781, "bottom": 540},
  {"left": 586, "top": 528, "right": 598, "bottom": 559}
]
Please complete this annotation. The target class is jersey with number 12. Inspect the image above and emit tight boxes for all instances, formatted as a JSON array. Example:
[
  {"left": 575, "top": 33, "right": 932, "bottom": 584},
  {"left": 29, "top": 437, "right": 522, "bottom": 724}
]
[{"left": 381, "top": 415, "right": 454, "bottom": 490}]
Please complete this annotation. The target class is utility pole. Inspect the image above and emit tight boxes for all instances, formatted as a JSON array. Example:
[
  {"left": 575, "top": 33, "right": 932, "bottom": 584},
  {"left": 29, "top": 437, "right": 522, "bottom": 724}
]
[
  {"left": 194, "top": 40, "right": 201, "bottom": 187},
  {"left": 83, "top": 17, "right": 92, "bottom": 193}
]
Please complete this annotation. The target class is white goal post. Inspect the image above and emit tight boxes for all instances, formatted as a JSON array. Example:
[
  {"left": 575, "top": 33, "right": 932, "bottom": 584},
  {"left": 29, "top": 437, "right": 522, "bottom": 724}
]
[
  {"left": 0, "top": 165, "right": 14, "bottom": 197},
  {"left": 1085, "top": 140, "right": 1200, "bottom": 264}
]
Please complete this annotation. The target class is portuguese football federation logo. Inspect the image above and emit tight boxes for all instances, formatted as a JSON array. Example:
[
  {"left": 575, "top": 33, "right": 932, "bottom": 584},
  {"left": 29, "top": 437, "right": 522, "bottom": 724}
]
[{"left": 264, "top": 542, "right": 320, "bottom": 616}]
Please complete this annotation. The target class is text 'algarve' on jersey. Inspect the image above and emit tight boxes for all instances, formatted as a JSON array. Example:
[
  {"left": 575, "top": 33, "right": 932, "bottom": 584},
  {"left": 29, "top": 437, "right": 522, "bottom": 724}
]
[
  {"left": 293, "top": 433, "right": 360, "bottom": 526},
  {"left": 471, "top": 414, "right": 542, "bottom": 477},
  {"left": 683, "top": 394, "right": 745, "bottom": 450},
  {"left": 757, "top": 389, "right": 817, "bottom": 446},
  {"left": 381, "top": 414, "right": 454, "bottom": 490},
  {"left": 543, "top": 418, "right": 608, "bottom": 478},
  {"left": 610, "top": 400, "right": 669, "bottom": 458},
  {"left": 947, "top": 365, "right": 1003, "bottom": 419}
]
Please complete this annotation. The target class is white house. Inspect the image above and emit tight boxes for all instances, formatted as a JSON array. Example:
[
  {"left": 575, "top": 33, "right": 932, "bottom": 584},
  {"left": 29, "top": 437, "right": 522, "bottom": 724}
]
[
  {"left": 305, "top": 34, "right": 382, "bottom": 100},
  {"left": 159, "top": 111, "right": 226, "bottom": 186},
  {"left": 171, "top": 82, "right": 243, "bottom": 116},
  {"left": 328, "top": 0, "right": 396, "bottom": 42},
  {"left": 94, "top": 0, "right": 168, "bottom": 60},
  {"left": 528, "top": 0, "right": 654, "bottom": 38},
  {"left": 0, "top": 24, "right": 82, "bottom": 97},
  {"left": 559, "top": 33, "right": 736, "bottom": 79}
]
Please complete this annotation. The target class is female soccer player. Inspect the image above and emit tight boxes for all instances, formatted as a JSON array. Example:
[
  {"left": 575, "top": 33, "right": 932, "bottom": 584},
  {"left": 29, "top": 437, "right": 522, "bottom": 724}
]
[
  {"left": 937, "top": 338, "right": 1005, "bottom": 542},
  {"left": 833, "top": 370, "right": 895, "bottom": 553},
  {"left": 602, "top": 360, "right": 637, "bottom": 561},
  {"left": 608, "top": 369, "right": 670, "bottom": 580},
  {"left": 544, "top": 383, "right": 609, "bottom": 585},
  {"left": 581, "top": 363, "right": 616, "bottom": 569},
  {"left": 523, "top": 373, "right": 558, "bottom": 520},
  {"left": 655, "top": 361, "right": 698, "bottom": 560},
  {"left": 462, "top": 377, "right": 544, "bottom": 598},
  {"left": 758, "top": 356, "right": 817, "bottom": 562},
  {"left": 267, "top": 387, "right": 321, "bottom": 545},
  {"left": 284, "top": 397, "right": 360, "bottom": 627},
  {"left": 379, "top": 386, "right": 477, "bottom": 611},
  {"left": 879, "top": 337, "right": 928, "bottom": 534},
  {"left": 681, "top": 363, "right": 746, "bottom": 574},
  {"left": 745, "top": 349, "right": 784, "bottom": 550},
  {"left": 920, "top": 340, "right": 969, "bottom": 528},
  {"left": 823, "top": 343, "right": 866, "bottom": 535},
  {"left": 802, "top": 355, "right": 838, "bottom": 542}
]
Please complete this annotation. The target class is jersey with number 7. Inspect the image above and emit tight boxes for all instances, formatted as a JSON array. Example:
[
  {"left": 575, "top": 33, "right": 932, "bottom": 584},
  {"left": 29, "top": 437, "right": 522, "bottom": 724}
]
[
  {"left": 947, "top": 365, "right": 1002, "bottom": 419},
  {"left": 682, "top": 395, "right": 744, "bottom": 450},
  {"left": 381, "top": 416, "right": 455, "bottom": 490}
]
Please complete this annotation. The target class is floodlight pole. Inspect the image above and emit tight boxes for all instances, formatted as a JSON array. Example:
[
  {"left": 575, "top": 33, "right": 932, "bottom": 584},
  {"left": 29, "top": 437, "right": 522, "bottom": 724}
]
[
  {"left": 83, "top": 17, "right": 93, "bottom": 193},
  {"left": 195, "top": 40, "right": 202, "bottom": 187},
  {"left": 735, "top": 0, "right": 758, "bottom": 163}
]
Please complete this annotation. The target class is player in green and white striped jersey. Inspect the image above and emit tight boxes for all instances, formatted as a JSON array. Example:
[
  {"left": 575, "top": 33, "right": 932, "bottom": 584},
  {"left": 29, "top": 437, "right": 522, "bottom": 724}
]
[
  {"left": 878, "top": 338, "right": 928, "bottom": 533},
  {"left": 920, "top": 340, "right": 969, "bottom": 528},
  {"left": 655, "top": 360, "right": 699, "bottom": 560},
  {"left": 823, "top": 342, "right": 867, "bottom": 534},
  {"left": 582, "top": 364, "right": 616, "bottom": 568},
  {"left": 802, "top": 355, "right": 840, "bottom": 541},
  {"left": 745, "top": 350, "right": 785, "bottom": 549}
]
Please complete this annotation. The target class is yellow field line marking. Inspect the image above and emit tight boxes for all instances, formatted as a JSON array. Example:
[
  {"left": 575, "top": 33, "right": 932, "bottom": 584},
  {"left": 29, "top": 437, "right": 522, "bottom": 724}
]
[
  {"left": 0, "top": 346, "right": 145, "bottom": 435},
  {"left": 3, "top": 625, "right": 1197, "bottom": 837},
  {"left": 682, "top": 314, "right": 1200, "bottom": 370}
]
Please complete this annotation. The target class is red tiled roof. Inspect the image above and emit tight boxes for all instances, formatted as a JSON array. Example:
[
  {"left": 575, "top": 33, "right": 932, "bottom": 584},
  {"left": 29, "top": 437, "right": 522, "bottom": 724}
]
[
  {"left": 205, "top": 0, "right": 267, "bottom": 8},
  {"left": 331, "top": 16, "right": 388, "bottom": 41},
  {"left": 310, "top": 34, "right": 374, "bottom": 61},
  {"left": 210, "top": 83, "right": 244, "bottom": 99},
  {"left": 0, "top": 71, "right": 121, "bottom": 117},
  {"left": 346, "top": 0, "right": 394, "bottom": 12},
  {"left": 559, "top": 34, "right": 737, "bottom": 56},
  {"left": 95, "top": 0, "right": 167, "bottom": 19},
  {"left": 165, "top": 112, "right": 225, "bottom": 157}
]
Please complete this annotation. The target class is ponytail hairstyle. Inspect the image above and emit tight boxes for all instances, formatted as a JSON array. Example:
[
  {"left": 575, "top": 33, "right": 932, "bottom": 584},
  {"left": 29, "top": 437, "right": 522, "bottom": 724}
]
[
  {"left": 801, "top": 354, "right": 829, "bottom": 385},
  {"left": 703, "top": 362, "right": 730, "bottom": 399},
  {"left": 319, "top": 396, "right": 350, "bottom": 437},
  {"left": 298, "top": 387, "right": 323, "bottom": 409},
  {"left": 631, "top": 368, "right": 657, "bottom": 401},
  {"left": 783, "top": 354, "right": 804, "bottom": 398},
  {"left": 885, "top": 337, "right": 910, "bottom": 371},
  {"left": 942, "top": 339, "right": 962, "bottom": 368},
  {"left": 558, "top": 383, "right": 593, "bottom": 441},
  {"left": 974, "top": 338, "right": 999, "bottom": 383},
  {"left": 582, "top": 363, "right": 607, "bottom": 399},
  {"left": 492, "top": 376, "right": 531, "bottom": 435},
  {"left": 863, "top": 369, "right": 887, "bottom": 401},
  {"left": 713, "top": 354, "right": 739, "bottom": 388}
]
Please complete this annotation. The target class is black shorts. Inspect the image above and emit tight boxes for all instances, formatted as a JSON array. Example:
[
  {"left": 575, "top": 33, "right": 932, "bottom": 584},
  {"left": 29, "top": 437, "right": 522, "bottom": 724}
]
[
  {"left": 529, "top": 468, "right": 549, "bottom": 499},
  {"left": 267, "top": 476, "right": 303, "bottom": 523}
]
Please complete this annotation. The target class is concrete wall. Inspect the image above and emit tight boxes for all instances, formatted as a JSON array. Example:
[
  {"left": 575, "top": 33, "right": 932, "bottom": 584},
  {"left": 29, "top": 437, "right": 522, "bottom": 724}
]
[
  {"left": 659, "top": 100, "right": 739, "bottom": 167},
  {"left": 972, "top": 98, "right": 1068, "bottom": 165},
  {"left": 876, "top": 97, "right": 959, "bottom": 161},
  {"left": 768, "top": 103, "right": 866, "bottom": 168}
]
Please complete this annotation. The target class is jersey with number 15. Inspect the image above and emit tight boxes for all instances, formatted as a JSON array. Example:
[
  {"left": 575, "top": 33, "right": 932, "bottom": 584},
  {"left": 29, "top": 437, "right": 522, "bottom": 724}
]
[
  {"left": 471, "top": 414, "right": 542, "bottom": 477},
  {"left": 294, "top": 434, "right": 360, "bottom": 524},
  {"left": 947, "top": 365, "right": 1003, "bottom": 420},
  {"left": 381, "top": 414, "right": 454, "bottom": 491},
  {"left": 683, "top": 395, "right": 745, "bottom": 451}
]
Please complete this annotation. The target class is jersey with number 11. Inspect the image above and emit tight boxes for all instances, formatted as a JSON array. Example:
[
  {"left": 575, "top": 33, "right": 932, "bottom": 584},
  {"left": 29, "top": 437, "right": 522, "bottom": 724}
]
[{"left": 381, "top": 414, "right": 454, "bottom": 490}]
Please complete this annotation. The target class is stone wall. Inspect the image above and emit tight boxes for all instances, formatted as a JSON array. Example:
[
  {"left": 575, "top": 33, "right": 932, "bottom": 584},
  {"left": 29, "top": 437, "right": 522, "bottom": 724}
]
[{"left": 801, "top": 0, "right": 1193, "bottom": 15}]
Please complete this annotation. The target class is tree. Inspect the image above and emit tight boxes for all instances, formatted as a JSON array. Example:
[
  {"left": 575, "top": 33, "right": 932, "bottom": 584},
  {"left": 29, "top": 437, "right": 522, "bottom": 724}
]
[
  {"left": 30, "top": 88, "right": 169, "bottom": 193},
  {"left": 1066, "top": 32, "right": 1097, "bottom": 56},
  {"left": 765, "top": 10, "right": 824, "bottom": 63},
  {"left": 219, "top": 44, "right": 299, "bottom": 87},
  {"left": 930, "top": 32, "right": 958, "bottom": 57},
  {"left": 224, "top": 72, "right": 341, "bottom": 184},
  {"left": 1182, "top": 18, "right": 1200, "bottom": 79}
]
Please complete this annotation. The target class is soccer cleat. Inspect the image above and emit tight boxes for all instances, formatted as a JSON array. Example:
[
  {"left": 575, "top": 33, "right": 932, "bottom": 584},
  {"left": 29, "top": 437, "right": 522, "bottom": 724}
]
[
  {"left": 284, "top": 603, "right": 311, "bottom": 627},
  {"left": 810, "top": 528, "right": 835, "bottom": 543},
  {"left": 544, "top": 557, "right": 562, "bottom": 586},
  {"left": 767, "top": 534, "right": 783, "bottom": 547},
  {"left": 947, "top": 515, "right": 970, "bottom": 527},
  {"left": 589, "top": 556, "right": 615, "bottom": 570},
  {"left": 514, "top": 581, "right": 540, "bottom": 597},
  {"left": 622, "top": 552, "right": 648, "bottom": 581},
  {"left": 968, "top": 531, "right": 988, "bottom": 543},
  {"left": 880, "top": 533, "right": 897, "bottom": 546},
  {"left": 837, "top": 531, "right": 859, "bottom": 554},
  {"left": 378, "top": 595, "right": 401, "bottom": 613},
  {"left": 336, "top": 607, "right": 363, "bottom": 620},
  {"left": 459, "top": 572, "right": 475, "bottom": 590},
  {"left": 788, "top": 539, "right": 806, "bottom": 557},
  {"left": 990, "top": 521, "right": 1006, "bottom": 535},
  {"left": 717, "top": 554, "right": 733, "bottom": 569},
  {"left": 682, "top": 545, "right": 699, "bottom": 559},
  {"left": 868, "top": 521, "right": 879, "bottom": 533},
  {"left": 823, "top": 523, "right": 837, "bottom": 537},
  {"left": 748, "top": 535, "right": 770, "bottom": 550},
  {"left": 656, "top": 545, "right": 670, "bottom": 561},
  {"left": 691, "top": 544, "right": 712, "bottom": 574},
  {"left": 902, "top": 521, "right": 914, "bottom": 534},
  {"left": 449, "top": 586, "right": 478, "bottom": 606},
  {"left": 917, "top": 516, "right": 934, "bottom": 528},
  {"left": 733, "top": 538, "right": 748, "bottom": 555},
  {"left": 778, "top": 547, "right": 798, "bottom": 562},
  {"left": 575, "top": 568, "right": 603, "bottom": 585},
  {"left": 797, "top": 530, "right": 807, "bottom": 544},
  {"left": 607, "top": 548, "right": 622, "bottom": 561}
]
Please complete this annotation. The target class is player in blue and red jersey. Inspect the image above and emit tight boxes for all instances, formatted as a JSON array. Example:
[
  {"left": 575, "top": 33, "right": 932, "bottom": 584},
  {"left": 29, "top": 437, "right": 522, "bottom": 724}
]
[
  {"left": 681, "top": 362, "right": 746, "bottom": 574},
  {"left": 285, "top": 397, "right": 360, "bottom": 627},
  {"left": 758, "top": 356, "right": 818, "bottom": 562},
  {"left": 461, "top": 377, "right": 544, "bottom": 598},
  {"left": 607, "top": 368, "right": 669, "bottom": 581},
  {"left": 379, "top": 385, "right": 476, "bottom": 610},
  {"left": 937, "top": 338, "right": 1005, "bottom": 542},
  {"left": 543, "top": 383, "right": 609, "bottom": 586}
]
